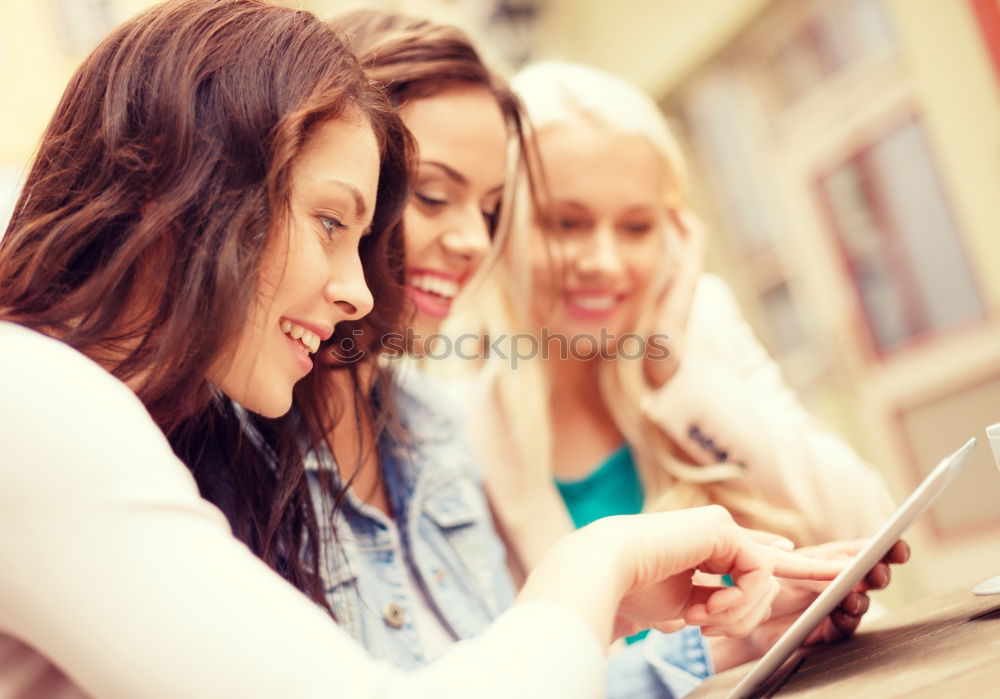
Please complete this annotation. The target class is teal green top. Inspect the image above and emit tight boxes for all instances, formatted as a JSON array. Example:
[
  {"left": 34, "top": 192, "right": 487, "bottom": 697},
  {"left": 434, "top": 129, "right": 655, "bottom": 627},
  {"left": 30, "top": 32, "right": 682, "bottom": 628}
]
[{"left": 555, "top": 444, "right": 645, "bottom": 528}]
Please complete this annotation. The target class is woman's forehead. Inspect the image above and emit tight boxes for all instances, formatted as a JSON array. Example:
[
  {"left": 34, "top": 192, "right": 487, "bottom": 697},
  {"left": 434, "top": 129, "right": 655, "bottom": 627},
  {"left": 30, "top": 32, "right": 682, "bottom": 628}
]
[{"left": 536, "top": 124, "right": 668, "bottom": 209}]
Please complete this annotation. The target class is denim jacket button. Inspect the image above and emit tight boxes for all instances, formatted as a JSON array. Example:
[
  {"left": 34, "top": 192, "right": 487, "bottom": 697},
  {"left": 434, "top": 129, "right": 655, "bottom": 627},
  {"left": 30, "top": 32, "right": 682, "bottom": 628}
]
[{"left": 384, "top": 603, "right": 406, "bottom": 629}]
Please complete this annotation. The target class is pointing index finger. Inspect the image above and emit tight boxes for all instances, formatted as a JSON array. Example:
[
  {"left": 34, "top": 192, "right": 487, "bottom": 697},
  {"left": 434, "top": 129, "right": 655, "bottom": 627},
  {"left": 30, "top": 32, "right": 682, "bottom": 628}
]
[{"left": 770, "top": 549, "right": 846, "bottom": 581}]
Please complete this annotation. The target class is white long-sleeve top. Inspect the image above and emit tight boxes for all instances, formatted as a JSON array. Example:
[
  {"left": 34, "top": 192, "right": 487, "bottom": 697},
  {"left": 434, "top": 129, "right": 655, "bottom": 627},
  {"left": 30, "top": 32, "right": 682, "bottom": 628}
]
[{"left": 0, "top": 321, "right": 604, "bottom": 699}]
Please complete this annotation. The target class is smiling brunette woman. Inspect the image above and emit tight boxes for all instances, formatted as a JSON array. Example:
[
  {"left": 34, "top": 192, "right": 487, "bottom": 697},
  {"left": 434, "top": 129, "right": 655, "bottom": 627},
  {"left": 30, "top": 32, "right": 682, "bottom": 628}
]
[
  {"left": 0, "top": 0, "right": 410, "bottom": 612},
  {"left": 0, "top": 2, "right": 845, "bottom": 697},
  {"left": 305, "top": 9, "right": 527, "bottom": 668}
]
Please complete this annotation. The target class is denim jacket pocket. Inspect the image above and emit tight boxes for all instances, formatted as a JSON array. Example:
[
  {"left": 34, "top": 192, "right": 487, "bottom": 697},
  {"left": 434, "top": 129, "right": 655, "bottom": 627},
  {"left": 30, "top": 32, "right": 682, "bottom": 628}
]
[
  {"left": 419, "top": 475, "right": 514, "bottom": 621},
  {"left": 422, "top": 477, "right": 490, "bottom": 578},
  {"left": 423, "top": 478, "right": 482, "bottom": 529}
]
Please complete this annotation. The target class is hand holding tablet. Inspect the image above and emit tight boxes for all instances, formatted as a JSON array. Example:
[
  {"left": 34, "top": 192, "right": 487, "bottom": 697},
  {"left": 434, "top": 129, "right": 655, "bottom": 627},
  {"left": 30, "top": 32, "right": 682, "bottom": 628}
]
[
  {"left": 701, "top": 538, "right": 910, "bottom": 672},
  {"left": 727, "top": 436, "right": 978, "bottom": 699}
]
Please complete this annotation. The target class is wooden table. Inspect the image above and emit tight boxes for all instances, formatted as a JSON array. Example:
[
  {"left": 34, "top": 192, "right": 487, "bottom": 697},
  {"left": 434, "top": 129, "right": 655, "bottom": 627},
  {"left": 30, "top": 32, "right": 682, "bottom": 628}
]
[{"left": 689, "top": 589, "right": 1000, "bottom": 698}]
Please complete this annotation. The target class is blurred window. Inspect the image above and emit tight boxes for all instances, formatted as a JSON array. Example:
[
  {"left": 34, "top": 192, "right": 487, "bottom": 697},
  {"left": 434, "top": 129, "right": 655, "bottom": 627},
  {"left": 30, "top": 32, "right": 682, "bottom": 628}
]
[
  {"left": 760, "top": 282, "right": 808, "bottom": 355},
  {"left": 683, "top": 76, "right": 778, "bottom": 254},
  {"left": 816, "top": 118, "right": 984, "bottom": 354},
  {"left": 970, "top": 0, "right": 1000, "bottom": 90},
  {"left": 764, "top": 0, "right": 895, "bottom": 108}
]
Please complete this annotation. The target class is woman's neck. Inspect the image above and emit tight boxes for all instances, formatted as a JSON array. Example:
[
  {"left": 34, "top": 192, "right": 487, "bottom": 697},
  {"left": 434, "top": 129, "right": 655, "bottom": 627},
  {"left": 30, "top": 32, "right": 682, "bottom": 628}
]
[
  {"left": 326, "top": 368, "right": 391, "bottom": 516},
  {"left": 545, "top": 356, "right": 624, "bottom": 481},
  {"left": 547, "top": 354, "right": 603, "bottom": 410}
]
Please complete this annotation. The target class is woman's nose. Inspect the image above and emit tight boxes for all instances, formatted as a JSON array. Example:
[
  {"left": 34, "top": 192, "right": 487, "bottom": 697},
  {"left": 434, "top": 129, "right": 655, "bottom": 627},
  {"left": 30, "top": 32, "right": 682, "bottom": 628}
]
[
  {"left": 325, "top": 254, "right": 374, "bottom": 321},
  {"left": 440, "top": 205, "right": 491, "bottom": 265},
  {"left": 573, "top": 225, "right": 624, "bottom": 279}
]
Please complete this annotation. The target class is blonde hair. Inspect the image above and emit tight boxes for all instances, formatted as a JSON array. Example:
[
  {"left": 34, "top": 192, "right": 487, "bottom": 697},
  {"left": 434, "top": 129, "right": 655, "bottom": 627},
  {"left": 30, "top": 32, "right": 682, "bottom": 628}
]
[{"left": 450, "top": 61, "right": 806, "bottom": 541}]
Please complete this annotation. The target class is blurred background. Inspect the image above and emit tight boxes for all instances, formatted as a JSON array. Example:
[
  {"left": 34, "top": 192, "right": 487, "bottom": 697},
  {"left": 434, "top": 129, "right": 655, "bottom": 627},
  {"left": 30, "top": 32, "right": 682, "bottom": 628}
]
[{"left": 2, "top": 0, "right": 998, "bottom": 609}]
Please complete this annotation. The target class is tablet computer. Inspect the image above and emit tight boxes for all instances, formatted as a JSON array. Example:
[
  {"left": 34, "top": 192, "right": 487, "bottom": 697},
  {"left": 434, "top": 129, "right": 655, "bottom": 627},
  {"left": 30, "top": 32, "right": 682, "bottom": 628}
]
[{"left": 727, "top": 436, "right": 978, "bottom": 699}]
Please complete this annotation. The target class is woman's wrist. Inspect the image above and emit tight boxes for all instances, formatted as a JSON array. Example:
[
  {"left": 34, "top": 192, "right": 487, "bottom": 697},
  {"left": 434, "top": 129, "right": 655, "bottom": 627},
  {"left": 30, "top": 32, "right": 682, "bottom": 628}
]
[
  {"left": 707, "top": 635, "right": 758, "bottom": 672},
  {"left": 515, "top": 525, "right": 627, "bottom": 645}
]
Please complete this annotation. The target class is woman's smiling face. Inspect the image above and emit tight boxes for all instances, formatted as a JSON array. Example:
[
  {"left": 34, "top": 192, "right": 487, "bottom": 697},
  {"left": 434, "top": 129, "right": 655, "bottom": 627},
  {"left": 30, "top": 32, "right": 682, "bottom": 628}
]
[
  {"left": 529, "top": 119, "right": 670, "bottom": 344},
  {"left": 210, "top": 113, "right": 381, "bottom": 417},
  {"left": 398, "top": 84, "right": 509, "bottom": 338}
]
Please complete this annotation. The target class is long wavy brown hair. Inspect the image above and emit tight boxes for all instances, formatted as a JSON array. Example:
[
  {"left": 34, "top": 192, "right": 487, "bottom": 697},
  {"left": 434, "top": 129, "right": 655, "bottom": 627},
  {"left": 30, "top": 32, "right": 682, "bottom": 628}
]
[{"left": 0, "top": 0, "right": 412, "bottom": 609}]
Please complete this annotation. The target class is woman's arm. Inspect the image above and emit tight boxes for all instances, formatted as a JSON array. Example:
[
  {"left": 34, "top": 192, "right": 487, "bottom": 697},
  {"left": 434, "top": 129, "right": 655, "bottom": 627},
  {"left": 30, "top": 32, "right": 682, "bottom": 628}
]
[{"left": 0, "top": 327, "right": 603, "bottom": 699}]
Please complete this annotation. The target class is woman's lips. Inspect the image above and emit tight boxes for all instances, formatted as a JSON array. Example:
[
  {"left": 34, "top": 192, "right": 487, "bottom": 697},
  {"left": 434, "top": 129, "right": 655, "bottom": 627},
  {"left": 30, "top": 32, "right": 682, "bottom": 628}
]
[
  {"left": 282, "top": 330, "right": 314, "bottom": 374},
  {"left": 407, "top": 269, "right": 465, "bottom": 320},
  {"left": 407, "top": 286, "right": 453, "bottom": 319},
  {"left": 564, "top": 292, "right": 626, "bottom": 320}
]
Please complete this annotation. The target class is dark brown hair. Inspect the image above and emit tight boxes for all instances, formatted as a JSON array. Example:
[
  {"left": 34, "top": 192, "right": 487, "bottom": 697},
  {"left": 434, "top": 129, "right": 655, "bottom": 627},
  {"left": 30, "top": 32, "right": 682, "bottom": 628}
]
[{"left": 0, "top": 0, "right": 412, "bottom": 608}]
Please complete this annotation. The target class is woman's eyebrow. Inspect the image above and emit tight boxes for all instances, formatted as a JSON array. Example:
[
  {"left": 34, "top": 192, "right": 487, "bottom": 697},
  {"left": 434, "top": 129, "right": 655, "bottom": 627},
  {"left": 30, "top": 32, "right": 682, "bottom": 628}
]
[
  {"left": 421, "top": 160, "right": 467, "bottom": 187},
  {"left": 552, "top": 199, "right": 588, "bottom": 211},
  {"left": 619, "top": 204, "right": 659, "bottom": 216},
  {"left": 323, "top": 179, "right": 368, "bottom": 220}
]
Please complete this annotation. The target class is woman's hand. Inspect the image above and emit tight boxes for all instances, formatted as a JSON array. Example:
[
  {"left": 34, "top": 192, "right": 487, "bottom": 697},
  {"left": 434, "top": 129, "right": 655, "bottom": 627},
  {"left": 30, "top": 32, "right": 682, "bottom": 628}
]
[
  {"left": 517, "top": 506, "right": 845, "bottom": 645},
  {"left": 707, "top": 538, "right": 911, "bottom": 670},
  {"left": 644, "top": 208, "right": 706, "bottom": 388},
  {"left": 788, "top": 538, "right": 909, "bottom": 644}
]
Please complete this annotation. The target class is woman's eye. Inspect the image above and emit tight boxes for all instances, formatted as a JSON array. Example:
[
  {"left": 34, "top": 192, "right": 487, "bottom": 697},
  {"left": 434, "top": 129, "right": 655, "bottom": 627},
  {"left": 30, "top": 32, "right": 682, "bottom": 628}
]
[
  {"left": 414, "top": 192, "right": 448, "bottom": 209},
  {"left": 558, "top": 217, "right": 584, "bottom": 232},
  {"left": 621, "top": 221, "right": 653, "bottom": 236},
  {"left": 482, "top": 207, "right": 500, "bottom": 236},
  {"left": 539, "top": 210, "right": 588, "bottom": 235},
  {"left": 319, "top": 216, "right": 345, "bottom": 237}
]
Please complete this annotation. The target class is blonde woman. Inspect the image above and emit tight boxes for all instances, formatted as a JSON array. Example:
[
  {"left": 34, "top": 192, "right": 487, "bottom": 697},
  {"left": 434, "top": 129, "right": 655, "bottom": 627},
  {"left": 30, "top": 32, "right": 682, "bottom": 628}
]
[{"left": 455, "top": 61, "right": 904, "bottom": 677}]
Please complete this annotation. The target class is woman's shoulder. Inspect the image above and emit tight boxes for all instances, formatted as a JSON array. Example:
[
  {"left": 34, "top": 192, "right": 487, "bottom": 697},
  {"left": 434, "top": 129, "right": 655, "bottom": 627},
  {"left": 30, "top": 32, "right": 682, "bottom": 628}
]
[
  {"left": 689, "top": 274, "right": 743, "bottom": 322},
  {"left": 684, "top": 274, "right": 755, "bottom": 351},
  {"left": 0, "top": 321, "right": 153, "bottom": 426},
  {"left": 0, "top": 321, "right": 136, "bottom": 398},
  {"left": 0, "top": 321, "right": 200, "bottom": 500},
  {"left": 387, "top": 364, "right": 465, "bottom": 434}
]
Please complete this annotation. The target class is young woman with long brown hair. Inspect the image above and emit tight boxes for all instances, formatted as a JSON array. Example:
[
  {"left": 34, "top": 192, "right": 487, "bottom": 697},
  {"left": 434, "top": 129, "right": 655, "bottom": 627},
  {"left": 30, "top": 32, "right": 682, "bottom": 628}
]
[
  {"left": 0, "top": 2, "right": 841, "bottom": 697},
  {"left": 303, "top": 8, "right": 529, "bottom": 670}
]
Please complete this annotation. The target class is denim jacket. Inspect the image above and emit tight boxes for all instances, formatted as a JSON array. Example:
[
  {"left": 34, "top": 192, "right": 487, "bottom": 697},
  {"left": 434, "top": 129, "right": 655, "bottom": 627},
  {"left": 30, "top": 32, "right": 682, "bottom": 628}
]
[
  {"left": 305, "top": 369, "right": 514, "bottom": 669},
  {"left": 305, "top": 369, "right": 713, "bottom": 696}
]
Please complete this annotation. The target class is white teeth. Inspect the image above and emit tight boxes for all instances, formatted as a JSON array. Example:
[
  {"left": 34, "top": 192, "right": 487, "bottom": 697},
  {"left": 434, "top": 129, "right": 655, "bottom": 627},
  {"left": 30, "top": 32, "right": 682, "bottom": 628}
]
[
  {"left": 572, "top": 295, "right": 616, "bottom": 311},
  {"left": 280, "top": 319, "right": 320, "bottom": 354},
  {"left": 301, "top": 329, "right": 319, "bottom": 353},
  {"left": 410, "top": 273, "right": 459, "bottom": 300}
]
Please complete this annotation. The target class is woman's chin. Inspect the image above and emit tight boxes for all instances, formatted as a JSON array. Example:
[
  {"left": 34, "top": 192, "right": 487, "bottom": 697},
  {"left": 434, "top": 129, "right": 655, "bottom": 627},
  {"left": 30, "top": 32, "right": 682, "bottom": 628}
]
[{"left": 242, "top": 390, "right": 294, "bottom": 419}]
